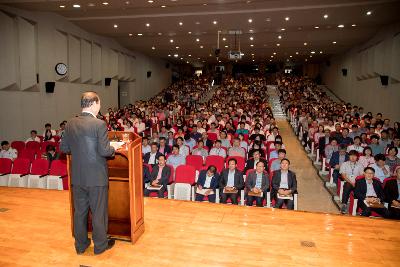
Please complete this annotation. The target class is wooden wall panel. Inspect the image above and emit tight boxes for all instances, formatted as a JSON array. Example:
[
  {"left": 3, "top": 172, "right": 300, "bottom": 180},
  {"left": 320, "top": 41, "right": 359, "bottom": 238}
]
[
  {"left": 0, "top": 12, "right": 18, "bottom": 89},
  {"left": 68, "top": 35, "right": 81, "bottom": 82}
]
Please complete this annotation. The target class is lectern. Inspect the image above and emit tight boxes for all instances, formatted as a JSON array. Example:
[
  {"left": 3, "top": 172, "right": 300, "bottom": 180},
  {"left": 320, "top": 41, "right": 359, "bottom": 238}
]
[{"left": 67, "top": 131, "right": 144, "bottom": 243}]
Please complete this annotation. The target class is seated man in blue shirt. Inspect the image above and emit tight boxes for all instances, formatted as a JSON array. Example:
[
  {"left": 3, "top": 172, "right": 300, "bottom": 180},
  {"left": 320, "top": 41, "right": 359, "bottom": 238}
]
[
  {"left": 369, "top": 154, "right": 391, "bottom": 182},
  {"left": 329, "top": 145, "right": 349, "bottom": 185},
  {"left": 369, "top": 135, "right": 384, "bottom": 156},
  {"left": 166, "top": 145, "right": 186, "bottom": 169},
  {"left": 245, "top": 162, "right": 269, "bottom": 207}
]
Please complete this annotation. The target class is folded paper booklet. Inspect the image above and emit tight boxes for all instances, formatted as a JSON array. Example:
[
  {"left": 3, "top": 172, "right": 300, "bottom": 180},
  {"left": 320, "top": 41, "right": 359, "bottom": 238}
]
[
  {"left": 196, "top": 188, "right": 215, "bottom": 195},
  {"left": 223, "top": 188, "right": 238, "bottom": 194},
  {"left": 364, "top": 200, "right": 384, "bottom": 209},
  {"left": 146, "top": 184, "right": 163, "bottom": 191},
  {"left": 110, "top": 141, "right": 125, "bottom": 150},
  {"left": 248, "top": 191, "right": 263, "bottom": 197},
  {"left": 277, "top": 193, "right": 293, "bottom": 200}
]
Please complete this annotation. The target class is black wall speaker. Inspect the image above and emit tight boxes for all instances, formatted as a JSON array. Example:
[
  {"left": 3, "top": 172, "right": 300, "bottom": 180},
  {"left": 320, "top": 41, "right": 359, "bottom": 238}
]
[
  {"left": 147, "top": 71, "right": 152, "bottom": 78},
  {"left": 165, "top": 63, "right": 170, "bottom": 69},
  {"left": 341, "top": 68, "right": 348, "bottom": 76},
  {"left": 380, "top": 75, "right": 389, "bottom": 86},
  {"left": 105, "top": 78, "right": 111, "bottom": 86},
  {"left": 45, "top": 82, "right": 55, "bottom": 93}
]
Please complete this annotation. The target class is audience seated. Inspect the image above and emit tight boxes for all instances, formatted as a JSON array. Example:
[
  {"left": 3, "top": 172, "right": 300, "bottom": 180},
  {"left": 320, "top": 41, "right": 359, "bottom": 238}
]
[
  {"left": 384, "top": 167, "right": 400, "bottom": 219},
  {"left": 144, "top": 155, "right": 171, "bottom": 198},
  {"left": 329, "top": 145, "right": 349, "bottom": 185},
  {"left": 209, "top": 140, "right": 227, "bottom": 158},
  {"left": 0, "top": 141, "right": 18, "bottom": 161},
  {"left": 244, "top": 150, "right": 268, "bottom": 173},
  {"left": 25, "top": 130, "right": 40, "bottom": 143},
  {"left": 166, "top": 145, "right": 186, "bottom": 169},
  {"left": 370, "top": 154, "right": 391, "bottom": 182},
  {"left": 245, "top": 162, "right": 269, "bottom": 207},
  {"left": 195, "top": 166, "right": 219, "bottom": 203},
  {"left": 219, "top": 158, "right": 244, "bottom": 205},
  {"left": 271, "top": 159, "right": 297, "bottom": 210},
  {"left": 143, "top": 142, "right": 162, "bottom": 165}
]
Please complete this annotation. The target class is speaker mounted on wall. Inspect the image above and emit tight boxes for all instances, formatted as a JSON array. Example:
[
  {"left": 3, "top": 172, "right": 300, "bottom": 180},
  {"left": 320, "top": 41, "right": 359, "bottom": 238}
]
[
  {"left": 147, "top": 71, "right": 152, "bottom": 78},
  {"left": 380, "top": 75, "right": 389, "bottom": 86},
  {"left": 45, "top": 82, "right": 55, "bottom": 93},
  {"left": 341, "top": 68, "right": 348, "bottom": 76},
  {"left": 105, "top": 78, "right": 111, "bottom": 86}
]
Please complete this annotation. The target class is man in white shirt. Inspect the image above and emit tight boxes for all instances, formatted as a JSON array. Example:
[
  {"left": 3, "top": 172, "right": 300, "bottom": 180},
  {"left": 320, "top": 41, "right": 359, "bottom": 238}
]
[
  {"left": 339, "top": 150, "right": 365, "bottom": 213},
  {"left": 0, "top": 141, "right": 18, "bottom": 161},
  {"left": 346, "top": 136, "right": 364, "bottom": 153},
  {"left": 25, "top": 130, "right": 41, "bottom": 143},
  {"left": 209, "top": 140, "right": 227, "bottom": 158}
]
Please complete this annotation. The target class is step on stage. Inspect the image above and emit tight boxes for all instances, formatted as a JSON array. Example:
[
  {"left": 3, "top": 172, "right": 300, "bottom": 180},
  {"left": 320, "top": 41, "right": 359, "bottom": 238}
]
[{"left": 0, "top": 188, "right": 399, "bottom": 267}]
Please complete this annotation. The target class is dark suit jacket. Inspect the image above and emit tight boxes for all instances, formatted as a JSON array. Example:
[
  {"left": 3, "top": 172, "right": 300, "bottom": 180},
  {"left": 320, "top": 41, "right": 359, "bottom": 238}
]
[
  {"left": 354, "top": 178, "right": 384, "bottom": 203},
  {"left": 318, "top": 136, "right": 331, "bottom": 156},
  {"left": 143, "top": 151, "right": 163, "bottom": 164},
  {"left": 219, "top": 168, "right": 244, "bottom": 190},
  {"left": 197, "top": 170, "right": 218, "bottom": 189},
  {"left": 60, "top": 112, "right": 115, "bottom": 186},
  {"left": 158, "top": 145, "right": 171, "bottom": 155},
  {"left": 202, "top": 138, "right": 213, "bottom": 149},
  {"left": 329, "top": 152, "right": 349, "bottom": 168},
  {"left": 271, "top": 170, "right": 297, "bottom": 194},
  {"left": 383, "top": 179, "right": 399, "bottom": 203},
  {"left": 150, "top": 165, "right": 171, "bottom": 186},
  {"left": 245, "top": 171, "right": 269, "bottom": 193},
  {"left": 244, "top": 158, "right": 268, "bottom": 173}
]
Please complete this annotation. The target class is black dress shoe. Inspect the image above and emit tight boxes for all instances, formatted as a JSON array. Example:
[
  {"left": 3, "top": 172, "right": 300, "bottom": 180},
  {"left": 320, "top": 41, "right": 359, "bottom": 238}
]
[
  {"left": 94, "top": 239, "right": 115, "bottom": 255},
  {"left": 76, "top": 240, "right": 91, "bottom": 255}
]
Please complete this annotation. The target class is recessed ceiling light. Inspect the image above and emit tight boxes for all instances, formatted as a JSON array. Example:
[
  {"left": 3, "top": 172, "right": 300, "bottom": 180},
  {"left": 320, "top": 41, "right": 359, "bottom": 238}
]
[
  {"left": 59, "top": 5, "right": 66, "bottom": 8},
  {"left": 196, "top": 21, "right": 200, "bottom": 25},
  {"left": 295, "top": 51, "right": 299, "bottom": 55},
  {"left": 252, "top": 59, "right": 255, "bottom": 62},
  {"left": 249, "top": 29, "right": 254, "bottom": 33},
  {"left": 113, "top": 24, "right": 118, "bottom": 28},
  {"left": 332, "top": 41, "right": 337, "bottom": 44},
  {"left": 281, "top": 28, "right": 285, "bottom": 31},
  {"left": 305, "top": 58, "right": 308, "bottom": 62},
  {"left": 180, "top": 58, "right": 183, "bottom": 60},
  {"left": 196, "top": 38, "right": 200, "bottom": 42},
  {"left": 278, "top": 35, "right": 282, "bottom": 39},
  {"left": 170, "top": 39, "right": 174, "bottom": 43},
  {"left": 138, "top": 33, "right": 143, "bottom": 36},
  {"left": 304, "top": 42, "right": 308, "bottom": 46},
  {"left": 225, "top": 45, "right": 228, "bottom": 48},
  {"left": 271, "top": 55, "right": 274, "bottom": 58},
  {"left": 148, "top": 0, "right": 154, "bottom": 3},
  {"left": 146, "top": 23, "right": 150, "bottom": 27},
  {"left": 366, "top": 11, "right": 372, "bottom": 15},
  {"left": 161, "top": 5, "right": 166, "bottom": 8},
  {"left": 152, "top": 46, "right": 155, "bottom": 50},
  {"left": 351, "top": 24, "right": 357, "bottom": 27},
  {"left": 179, "top": 22, "right": 183, "bottom": 26},
  {"left": 250, "top": 44, "right": 254, "bottom": 47},
  {"left": 129, "top": 33, "right": 133, "bottom": 36},
  {"left": 338, "top": 24, "right": 344, "bottom": 28},
  {"left": 323, "top": 14, "right": 328, "bottom": 19},
  {"left": 250, "top": 36, "right": 254, "bottom": 40},
  {"left": 213, "top": 20, "right": 217, "bottom": 25},
  {"left": 203, "top": 3, "right": 207, "bottom": 6},
  {"left": 102, "top": 2, "right": 109, "bottom": 5},
  {"left": 310, "top": 55, "right": 313, "bottom": 58},
  {"left": 319, "top": 51, "right": 323, "bottom": 54},
  {"left": 158, "top": 32, "right": 162, "bottom": 35},
  {"left": 222, "top": 37, "right": 226, "bottom": 41},
  {"left": 248, "top": 18, "right": 253, "bottom": 23},
  {"left": 270, "top": 59, "right": 272, "bottom": 62},
  {"left": 188, "top": 54, "right": 191, "bottom": 57},
  {"left": 73, "top": 4, "right": 81, "bottom": 8},
  {"left": 276, "top": 43, "right": 280, "bottom": 46},
  {"left": 311, "top": 51, "right": 315, "bottom": 54},
  {"left": 168, "top": 54, "right": 171, "bottom": 57},
  {"left": 314, "top": 26, "right": 319, "bottom": 29},
  {"left": 290, "top": 55, "right": 293, "bottom": 58},
  {"left": 88, "top": 3, "right": 95, "bottom": 7},
  {"left": 186, "top": 61, "right": 189, "bottom": 64},
  {"left": 174, "top": 54, "right": 178, "bottom": 58},
  {"left": 285, "top": 17, "right": 290, "bottom": 21},
  {"left": 251, "top": 53, "right": 255, "bottom": 56},
  {"left": 200, "top": 45, "right": 204, "bottom": 48},
  {"left": 175, "top": 46, "right": 179, "bottom": 49},
  {"left": 266, "top": 18, "right": 271, "bottom": 22}
]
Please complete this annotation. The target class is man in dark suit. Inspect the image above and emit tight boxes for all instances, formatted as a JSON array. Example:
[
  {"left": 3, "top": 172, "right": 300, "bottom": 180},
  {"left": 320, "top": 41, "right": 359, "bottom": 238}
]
[
  {"left": 158, "top": 137, "right": 171, "bottom": 155},
  {"left": 243, "top": 150, "right": 268, "bottom": 174},
  {"left": 144, "top": 155, "right": 171, "bottom": 198},
  {"left": 354, "top": 167, "right": 387, "bottom": 217},
  {"left": 318, "top": 129, "right": 331, "bottom": 157},
  {"left": 245, "top": 162, "right": 269, "bottom": 207},
  {"left": 329, "top": 145, "right": 349, "bottom": 185},
  {"left": 384, "top": 167, "right": 400, "bottom": 219},
  {"left": 143, "top": 142, "right": 162, "bottom": 165},
  {"left": 271, "top": 158, "right": 297, "bottom": 210},
  {"left": 195, "top": 165, "right": 219, "bottom": 203},
  {"left": 219, "top": 158, "right": 244, "bottom": 204},
  {"left": 60, "top": 91, "right": 115, "bottom": 255}
]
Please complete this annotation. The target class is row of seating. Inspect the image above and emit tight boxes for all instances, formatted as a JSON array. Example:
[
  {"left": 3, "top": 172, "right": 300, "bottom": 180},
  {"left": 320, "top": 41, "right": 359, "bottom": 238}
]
[{"left": 0, "top": 158, "right": 68, "bottom": 190}]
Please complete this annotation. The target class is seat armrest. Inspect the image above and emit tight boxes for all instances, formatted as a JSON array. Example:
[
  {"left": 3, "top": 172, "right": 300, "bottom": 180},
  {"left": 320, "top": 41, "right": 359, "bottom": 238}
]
[
  {"left": 20, "top": 173, "right": 29, "bottom": 177},
  {"left": 0, "top": 173, "right": 10, "bottom": 176},
  {"left": 39, "top": 174, "right": 48, "bottom": 178}
]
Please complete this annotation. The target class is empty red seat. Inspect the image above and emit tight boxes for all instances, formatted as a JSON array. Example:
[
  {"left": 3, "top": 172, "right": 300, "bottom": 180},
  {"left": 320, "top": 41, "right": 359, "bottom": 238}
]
[
  {"left": 8, "top": 158, "right": 31, "bottom": 187},
  {"left": 186, "top": 155, "right": 204, "bottom": 171},
  {"left": 11, "top": 141, "right": 25, "bottom": 152},
  {"left": 0, "top": 158, "right": 12, "bottom": 174},
  {"left": 30, "top": 159, "right": 49, "bottom": 175},
  {"left": 18, "top": 148, "right": 36, "bottom": 162},
  {"left": 41, "top": 141, "right": 57, "bottom": 151},
  {"left": 26, "top": 141, "right": 40, "bottom": 151},
  {"left": 175, "top": 165, "right": 196, "bottom": 184},
  {"left": 47, "top": 160, "right": 68, "bottom": 190}
]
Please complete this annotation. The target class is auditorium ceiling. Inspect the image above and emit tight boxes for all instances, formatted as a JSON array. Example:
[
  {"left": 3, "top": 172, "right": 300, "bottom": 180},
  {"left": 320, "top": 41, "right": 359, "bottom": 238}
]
[{"left": 2, "top": 0, "right": 400, "bottom": 65}]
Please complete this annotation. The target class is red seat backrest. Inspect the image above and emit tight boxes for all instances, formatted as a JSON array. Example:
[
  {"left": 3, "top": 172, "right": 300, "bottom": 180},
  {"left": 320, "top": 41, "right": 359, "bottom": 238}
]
[
  {"left": 11, "top": 158, "right": 31, "bottom": 174},
  {"left": 167, "top": 164, "right": 174, "bottom": 183},
  {"left": 186, "top": 155, "right": 204, "bottom": 171},
  {"left": 19, "top": 148, "right": 36, "bottom": 162},
  {"left": 205, "top": 155, "right": 225, "bottom": 173},
  {"left": 49, "top": 160, "right": 67, "bottom": 176},
  {"left": 41, "top": 141, "right": 56, "bottom": 151},
  {"left": 208, "top": 133, "right": 218, "bottom": 141},
  {"left": 175, "top": 165, "right": 196, "bottom": 184},
  {"left": 26, "top": 141, "right": 40, "bottom": 151},
  {"left": 143, "top": 163, "right": 152, "bottom": 173},
  {"left": 226, "top": 156, "right": 245, "bottom": 171},
  {"left": 0, "top": 158, "right": 12, "bottom": 174},
  {"left": 11, "top": 141, "right": 25, "bottom": 152},
  {"left": 30, "top": 159, "right": 49, "bottom": 175}
]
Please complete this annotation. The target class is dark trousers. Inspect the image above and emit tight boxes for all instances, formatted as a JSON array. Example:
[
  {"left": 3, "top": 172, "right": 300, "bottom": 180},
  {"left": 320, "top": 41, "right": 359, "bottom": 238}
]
[
  {"left": 144, "top": 186, "right": 167, "bottom": 198},
  {"left": 195, "top": 193, "right": 216, "bottom": 203},
  {"left": 246, "top": 195, "right": 264, "bottom": 207},
  {"left": 332, "top": 169, "right": 340, "bottom": 185},
  {"left": 275, "top": 198, "right": 294, "bottom": 210},
  {"left": 388, "top": 206, "right": 400, "bottom": 219},
  {"left": 357, "top": 199, "right": 387, "bottom": 217},
  {"left": 220, "top": 192, "right": 239, "bottom": 204},
  {"left": 342, "top": 182, "right": 354, "bottom": 204},
  {"left": 72, "top": 185, "right": 108, "bottom": 253}
]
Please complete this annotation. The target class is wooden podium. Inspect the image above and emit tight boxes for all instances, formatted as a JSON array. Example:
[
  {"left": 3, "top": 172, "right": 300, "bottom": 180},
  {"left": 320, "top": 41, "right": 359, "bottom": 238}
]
[{"left": 67, "top": 131, "right": 144, "bottom": 244}]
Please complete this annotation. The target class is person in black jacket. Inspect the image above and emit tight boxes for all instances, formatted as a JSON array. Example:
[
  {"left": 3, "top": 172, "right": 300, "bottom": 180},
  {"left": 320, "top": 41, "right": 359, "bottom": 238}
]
[
  {"left": 243, "top": 150, "right": 268, "bottom": 174},
  {"left": 144, "top": 155, "right": 171, "bottom": 198},
  {"left": 195, "top": 165, "right": 219, "bottom": 203},
  {"left": 219, "top": 158, "right": 244, "bottom": 204},
  {"left": 271, "top": 159, "right": 297, "bottom": 210},
  {"left": 143, "top": 142, "right": 163, "bottom": 165},
  {"left": 354, "top": 167, "right": 388, "bottom": 217},
  {"left": 384, "top": 167, "right": 400, "bottom": 219}
]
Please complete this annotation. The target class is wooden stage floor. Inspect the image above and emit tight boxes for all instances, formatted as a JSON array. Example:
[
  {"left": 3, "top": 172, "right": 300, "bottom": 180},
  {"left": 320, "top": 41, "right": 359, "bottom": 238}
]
[{"left": 0, "top": 188, "right": 399, "bottom": 267}]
